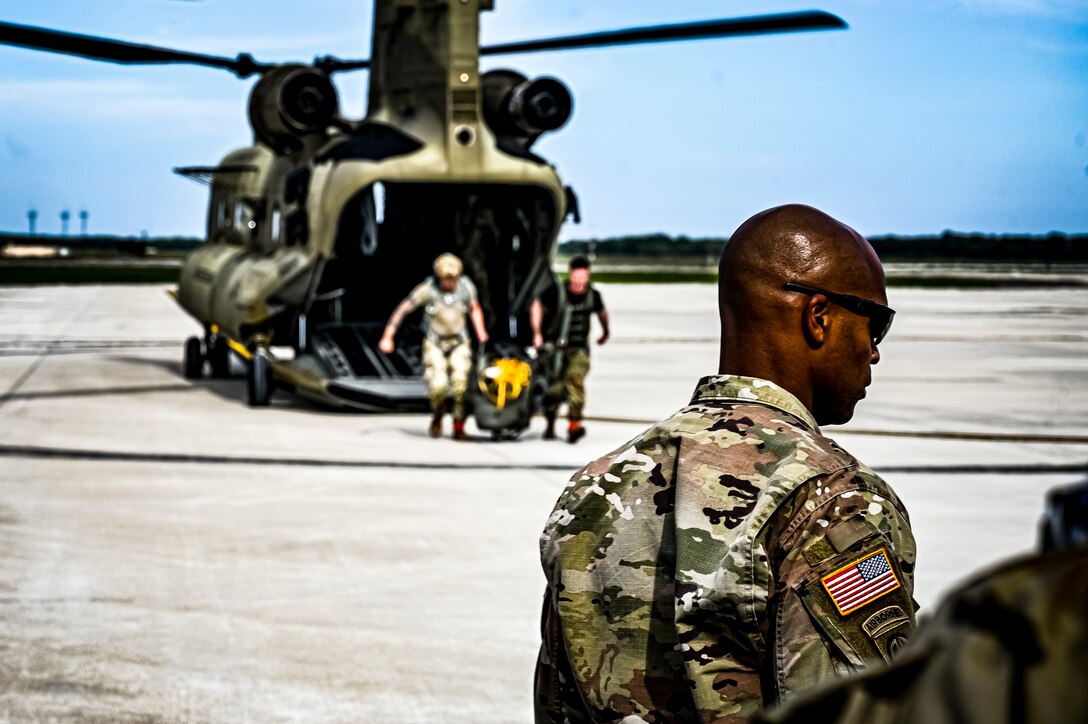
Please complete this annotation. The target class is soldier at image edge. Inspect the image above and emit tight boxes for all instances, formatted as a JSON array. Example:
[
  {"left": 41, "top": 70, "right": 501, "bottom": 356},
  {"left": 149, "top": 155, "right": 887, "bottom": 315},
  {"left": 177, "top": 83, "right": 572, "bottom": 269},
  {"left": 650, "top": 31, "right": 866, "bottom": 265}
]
[
  {"left": 530, "top": 254, "right": 611, "bottom": 444},
  {"left": 757, "top": 478, "right": 1088, "bottom": 724},
  {"left": 535, "top": 204, "right": 915, "bottom": 723},
  {"left": 379, "top": 253, "right": 489, "bottom": 440}
]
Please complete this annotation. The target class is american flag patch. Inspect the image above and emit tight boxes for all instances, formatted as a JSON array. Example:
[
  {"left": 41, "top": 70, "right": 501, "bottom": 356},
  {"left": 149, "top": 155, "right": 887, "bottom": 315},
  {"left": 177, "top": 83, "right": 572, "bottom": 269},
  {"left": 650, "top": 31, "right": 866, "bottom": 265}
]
[{"left": 820, "top": 548, "right": 901, "bottom": 616}]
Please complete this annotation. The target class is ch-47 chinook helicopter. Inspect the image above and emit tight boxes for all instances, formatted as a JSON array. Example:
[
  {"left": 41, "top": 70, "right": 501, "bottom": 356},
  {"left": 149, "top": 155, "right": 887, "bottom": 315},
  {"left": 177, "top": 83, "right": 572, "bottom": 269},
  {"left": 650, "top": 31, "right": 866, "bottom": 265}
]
[{"left": 0, "top": 3, "right": 845, "bottom": 434}]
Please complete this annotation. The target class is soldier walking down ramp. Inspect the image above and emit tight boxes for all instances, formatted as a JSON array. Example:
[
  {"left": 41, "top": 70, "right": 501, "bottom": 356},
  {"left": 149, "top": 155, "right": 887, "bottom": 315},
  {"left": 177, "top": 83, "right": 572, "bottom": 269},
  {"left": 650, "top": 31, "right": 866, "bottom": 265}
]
[
  {"left": 535, "top": 205, "right": 916, "bottom": 723},
  {"left": 531, "top": 255, "right": 610, "bottom": 443},
  {"left": 379, "top": 253, "right": 489, "bottom": 440}
]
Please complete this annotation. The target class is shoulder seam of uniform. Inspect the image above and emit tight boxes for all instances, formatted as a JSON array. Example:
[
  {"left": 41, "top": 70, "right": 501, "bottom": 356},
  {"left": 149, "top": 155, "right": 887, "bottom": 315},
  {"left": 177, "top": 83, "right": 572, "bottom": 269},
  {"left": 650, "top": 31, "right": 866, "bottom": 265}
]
[{"left": 691, "top": 398, "right": 817, "bottom": 433}]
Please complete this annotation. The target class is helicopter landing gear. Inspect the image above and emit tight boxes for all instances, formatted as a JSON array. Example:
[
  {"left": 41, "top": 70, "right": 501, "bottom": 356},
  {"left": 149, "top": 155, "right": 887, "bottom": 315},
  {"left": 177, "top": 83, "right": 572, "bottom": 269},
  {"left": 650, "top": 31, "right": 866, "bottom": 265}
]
[
  {"left": 183, "top": 336, "right": 204, "bottom": 379},
  {"left": 246, "top": 348, "right": 273, "bottom": 407},
  {"left": 206, "top": 334, "right": 231, "bottom": 378}
]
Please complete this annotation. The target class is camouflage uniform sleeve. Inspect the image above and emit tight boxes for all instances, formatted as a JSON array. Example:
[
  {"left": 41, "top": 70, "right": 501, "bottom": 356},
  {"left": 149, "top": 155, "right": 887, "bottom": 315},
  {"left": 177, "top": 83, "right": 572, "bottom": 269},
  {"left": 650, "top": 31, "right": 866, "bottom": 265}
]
[
  {"left": 768, "top": 466, "right": 917, "bottom": 703},
  {"left": 671, "top": 439, "right": 770, "bottom": 724},
  {"left": 538, "top": 430, "right": 688, "bottom": 723}
]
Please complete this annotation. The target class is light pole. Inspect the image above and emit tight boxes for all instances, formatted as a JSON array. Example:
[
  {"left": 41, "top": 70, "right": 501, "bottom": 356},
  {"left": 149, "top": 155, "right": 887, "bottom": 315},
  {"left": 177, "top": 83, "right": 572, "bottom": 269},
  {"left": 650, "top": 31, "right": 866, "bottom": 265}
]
[
  {"left": 27, "top": 209, "right": 38, "bottom": 236},
  {"left": 79, "top": 210, "right": 88, "bottom": 236},
  {"left": 60, "top": 209, "right": 71, "bottom": 236}
]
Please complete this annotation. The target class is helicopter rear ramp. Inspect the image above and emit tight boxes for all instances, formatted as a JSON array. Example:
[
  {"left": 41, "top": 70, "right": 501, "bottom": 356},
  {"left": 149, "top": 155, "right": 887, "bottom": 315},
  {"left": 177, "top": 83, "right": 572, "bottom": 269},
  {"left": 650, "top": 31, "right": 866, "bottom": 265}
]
[{"left": 277, "top": 323, "right": 428, "bottom": 411}]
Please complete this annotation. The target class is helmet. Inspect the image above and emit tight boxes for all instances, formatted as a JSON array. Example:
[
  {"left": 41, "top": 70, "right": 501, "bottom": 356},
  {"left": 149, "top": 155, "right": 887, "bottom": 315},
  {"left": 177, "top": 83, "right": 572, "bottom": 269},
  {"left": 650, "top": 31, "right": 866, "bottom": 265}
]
[{"left": 433, "top": 253, "right": 463, "bottom": 278}]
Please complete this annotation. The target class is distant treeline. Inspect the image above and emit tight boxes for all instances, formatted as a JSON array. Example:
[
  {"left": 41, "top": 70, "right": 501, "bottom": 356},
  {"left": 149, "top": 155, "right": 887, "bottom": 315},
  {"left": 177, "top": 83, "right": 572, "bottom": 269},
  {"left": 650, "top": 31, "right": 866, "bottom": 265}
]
[
  {"left": 560, "top": 231, "right": 1088, "bottom": 263},
  {"left": 0, "top": 232, "right": 202, "bottom": 255},
  {"left": 5, "top": 230, "right": 1087, "bottom": 263}
]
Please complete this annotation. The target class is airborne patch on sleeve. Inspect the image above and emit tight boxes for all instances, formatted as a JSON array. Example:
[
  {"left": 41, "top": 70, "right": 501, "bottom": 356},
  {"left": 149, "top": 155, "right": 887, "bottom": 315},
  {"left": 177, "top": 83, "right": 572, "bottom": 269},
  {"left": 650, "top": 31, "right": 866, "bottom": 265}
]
[{"left": 820, "top": 548, "right": 901, "bottom": 616}]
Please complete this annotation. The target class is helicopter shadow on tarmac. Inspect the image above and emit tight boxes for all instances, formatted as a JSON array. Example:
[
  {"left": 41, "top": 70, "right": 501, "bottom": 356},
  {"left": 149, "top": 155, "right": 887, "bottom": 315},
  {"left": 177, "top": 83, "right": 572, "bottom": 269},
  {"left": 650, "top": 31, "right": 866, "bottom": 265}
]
[
  {"left": 108, "top": 351, "right": 556, "bottom": 441},
  {"left": 104, "top": 352, "right": 346, "bottom": 415}
]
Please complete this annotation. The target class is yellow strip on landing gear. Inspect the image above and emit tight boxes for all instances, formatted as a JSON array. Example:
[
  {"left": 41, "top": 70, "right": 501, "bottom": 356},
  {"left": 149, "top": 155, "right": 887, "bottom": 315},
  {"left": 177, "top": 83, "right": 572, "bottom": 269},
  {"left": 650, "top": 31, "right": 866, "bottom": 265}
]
[
  {"left": 478, "top": 358, "right": 532, "bottom": 410},
  {"left": 225, "top": 338, "right": 253, "bottom": 360}
]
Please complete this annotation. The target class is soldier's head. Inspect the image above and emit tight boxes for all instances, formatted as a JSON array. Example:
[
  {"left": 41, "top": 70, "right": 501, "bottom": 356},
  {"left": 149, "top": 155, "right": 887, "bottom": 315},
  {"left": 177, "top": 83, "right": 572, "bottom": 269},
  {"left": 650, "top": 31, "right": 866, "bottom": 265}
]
[
  {"left": 568, "top": 255, "right": 591, "bottom": 294},
  {"left": 717, "top": 204, "right": 892, "bottom": 425},
  {"left": 433, "top": 253, "right": 463, "bottom": 292}
]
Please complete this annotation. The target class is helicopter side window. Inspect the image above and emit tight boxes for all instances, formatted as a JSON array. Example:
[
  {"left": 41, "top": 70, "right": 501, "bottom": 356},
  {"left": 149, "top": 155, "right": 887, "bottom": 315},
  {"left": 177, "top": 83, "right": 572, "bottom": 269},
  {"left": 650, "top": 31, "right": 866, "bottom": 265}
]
[
  {"left": 234, "top": 200, "right": 259, "bottom": 238},
  {"left": 359, "top": 185, "right": 379, "bottom": 257},
  {"left": 215, "top": 199, "right": 228, "bottom": 237},
  {"left": 285, "top": 169, "right": 310, "bottom": 205},
  {"left": 271, "top": 206, "right": 282, "bottom": 245},
  {"left": 286, "top": 209, "right": 308, "bottom": 247},
  {"left": 233, "top": 201, "right": 245, "bottom": 231}
]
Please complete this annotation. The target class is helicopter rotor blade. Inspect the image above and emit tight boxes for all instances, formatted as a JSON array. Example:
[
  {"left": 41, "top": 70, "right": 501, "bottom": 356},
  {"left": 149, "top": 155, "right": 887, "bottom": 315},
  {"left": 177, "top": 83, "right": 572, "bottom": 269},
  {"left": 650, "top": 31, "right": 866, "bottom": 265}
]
[
  {"left": 479, "top": 10, "right": 846, "bottom": 57},
  {"left": 313, "top": 56, "right": 369, "bottom": 75},
  {"left": 319, "top": 10, "right": 845, "bottom": 75},
  {"left": 0, "top": 20, "right": 270, "bottom": 78}
]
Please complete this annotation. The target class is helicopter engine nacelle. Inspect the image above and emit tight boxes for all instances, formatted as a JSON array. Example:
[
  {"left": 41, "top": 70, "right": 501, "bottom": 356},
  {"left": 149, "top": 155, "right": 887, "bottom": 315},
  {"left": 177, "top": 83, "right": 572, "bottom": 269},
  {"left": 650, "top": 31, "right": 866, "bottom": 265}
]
[
  {"left": 481, "top": 70, "right": 573, "bottom": 147},
  {"left": 248, "top": 64, "right": 340, "bottom": 152}
]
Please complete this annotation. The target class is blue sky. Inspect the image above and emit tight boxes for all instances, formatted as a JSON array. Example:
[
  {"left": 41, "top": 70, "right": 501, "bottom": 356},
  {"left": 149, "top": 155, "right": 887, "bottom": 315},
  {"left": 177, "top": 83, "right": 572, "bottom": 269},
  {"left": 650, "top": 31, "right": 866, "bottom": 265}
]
[{"left": 0, "top": 0, "right": 1085, "bottom": 239}]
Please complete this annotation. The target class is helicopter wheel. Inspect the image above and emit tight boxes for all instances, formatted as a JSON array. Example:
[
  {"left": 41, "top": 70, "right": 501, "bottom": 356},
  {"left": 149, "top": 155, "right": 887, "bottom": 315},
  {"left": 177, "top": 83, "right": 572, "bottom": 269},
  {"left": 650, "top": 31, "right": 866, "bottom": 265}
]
[
  {"left": 246, "top": 349, "right": 273, "bottom": 407},
  {"left": 207, "top": 335, "right": 231, "bottom": 378},
  {"left": 183, "top": 336, "right": 204, "bottom": 379}
]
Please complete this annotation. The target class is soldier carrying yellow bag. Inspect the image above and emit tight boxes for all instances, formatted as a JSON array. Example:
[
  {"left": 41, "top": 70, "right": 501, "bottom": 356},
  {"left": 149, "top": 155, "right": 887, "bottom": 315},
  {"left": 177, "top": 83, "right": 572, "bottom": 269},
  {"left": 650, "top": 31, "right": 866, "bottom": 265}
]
[
  {"left": 530, "top": 255, "right": 610, "bottom": 443},
  {"left": 379, "top": 253, "right": 489, "bottom": 440}
]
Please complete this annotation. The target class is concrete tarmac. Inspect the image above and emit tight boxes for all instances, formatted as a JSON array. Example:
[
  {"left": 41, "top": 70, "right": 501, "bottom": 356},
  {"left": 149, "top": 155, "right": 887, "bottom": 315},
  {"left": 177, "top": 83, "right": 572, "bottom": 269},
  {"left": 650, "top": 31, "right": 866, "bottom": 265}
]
[{"left": 0, "top": 283, "right": 1085, "bottom": 722}]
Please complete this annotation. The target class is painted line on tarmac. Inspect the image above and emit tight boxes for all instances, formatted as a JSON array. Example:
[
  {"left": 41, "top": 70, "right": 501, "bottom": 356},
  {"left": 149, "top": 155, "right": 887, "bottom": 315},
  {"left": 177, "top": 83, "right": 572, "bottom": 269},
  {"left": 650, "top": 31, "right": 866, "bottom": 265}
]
[
  {"left": 0, "top": 444, "right": 1084, "bottom": 475},
  {"left": 584, "top": 417, "right": 1088, "bottom": 445},
  {"left": 1, "top": 383, "right": 193, "bottom": 402},
  {"left": 0, "top": 444, "right": 578, "bottom": 471},
  {"left": 876, "top": 463, "right": 1088, "bottom": 474},
  {"left": 0, "top": 340, "right": 180, "bottom": 357},
  {"left": 608, "top": 334, "right": 1088, "bottom": 344}
]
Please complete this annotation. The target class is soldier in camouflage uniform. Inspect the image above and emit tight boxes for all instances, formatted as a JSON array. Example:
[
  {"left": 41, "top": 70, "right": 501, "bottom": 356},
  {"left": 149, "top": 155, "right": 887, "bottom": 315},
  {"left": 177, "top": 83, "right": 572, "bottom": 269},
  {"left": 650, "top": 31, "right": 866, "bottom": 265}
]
[
  {"left": 536, "top": 204, "right": 916, "bottom": 723},
  {"left": 530, "top": 255, "right": 611, "bottom": 444},
  {"left": 379, "top": 253, "right": 489, "bottom": 440}
]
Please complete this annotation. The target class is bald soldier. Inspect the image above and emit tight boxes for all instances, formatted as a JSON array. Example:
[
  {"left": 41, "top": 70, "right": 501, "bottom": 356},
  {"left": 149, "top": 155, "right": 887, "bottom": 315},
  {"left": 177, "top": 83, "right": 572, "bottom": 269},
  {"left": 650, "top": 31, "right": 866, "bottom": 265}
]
[{"left": 536, "top": 205, "right": 916, "bottom": 723}]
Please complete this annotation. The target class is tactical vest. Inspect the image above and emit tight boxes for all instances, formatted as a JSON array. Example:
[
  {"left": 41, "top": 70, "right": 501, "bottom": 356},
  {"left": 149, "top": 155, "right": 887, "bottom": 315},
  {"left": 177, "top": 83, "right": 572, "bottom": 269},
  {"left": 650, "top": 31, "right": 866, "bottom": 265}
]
[
  {"left": 422, "top": 276, "right": 473, "bottom": 346},
  {"left": 561, "top": 287, "right": 597, "bottom": 350}
]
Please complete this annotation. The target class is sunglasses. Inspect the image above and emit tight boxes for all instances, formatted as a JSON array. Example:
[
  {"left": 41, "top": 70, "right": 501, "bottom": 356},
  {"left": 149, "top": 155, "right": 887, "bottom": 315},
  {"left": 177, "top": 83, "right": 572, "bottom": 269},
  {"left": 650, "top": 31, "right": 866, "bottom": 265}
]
[{"left": 783, "top": 282, "right": 895, "bottom": 346}]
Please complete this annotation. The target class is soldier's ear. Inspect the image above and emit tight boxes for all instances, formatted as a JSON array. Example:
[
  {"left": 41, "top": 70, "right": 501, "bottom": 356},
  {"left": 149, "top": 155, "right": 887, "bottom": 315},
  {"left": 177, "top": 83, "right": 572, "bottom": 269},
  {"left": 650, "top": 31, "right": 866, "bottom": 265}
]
[{"left": 803, "top": 294, "right": 831, "bottom": 348}]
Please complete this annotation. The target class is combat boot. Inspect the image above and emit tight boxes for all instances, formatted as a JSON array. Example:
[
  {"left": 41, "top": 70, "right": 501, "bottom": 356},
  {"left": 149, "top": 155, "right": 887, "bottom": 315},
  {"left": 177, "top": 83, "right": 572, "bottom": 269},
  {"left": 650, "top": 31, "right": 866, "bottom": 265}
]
[
  {"left": 452, "top": 420, "right": 469, "bottom": 441},
  {"left": 429, "top": 411, "right": 443, "bottom": 438},
  {"left": 568, "top": 421, "right": 586, "bottom": 444},
  {"left": 543, "top": 414, "right": 557, "bottom": 440}
]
